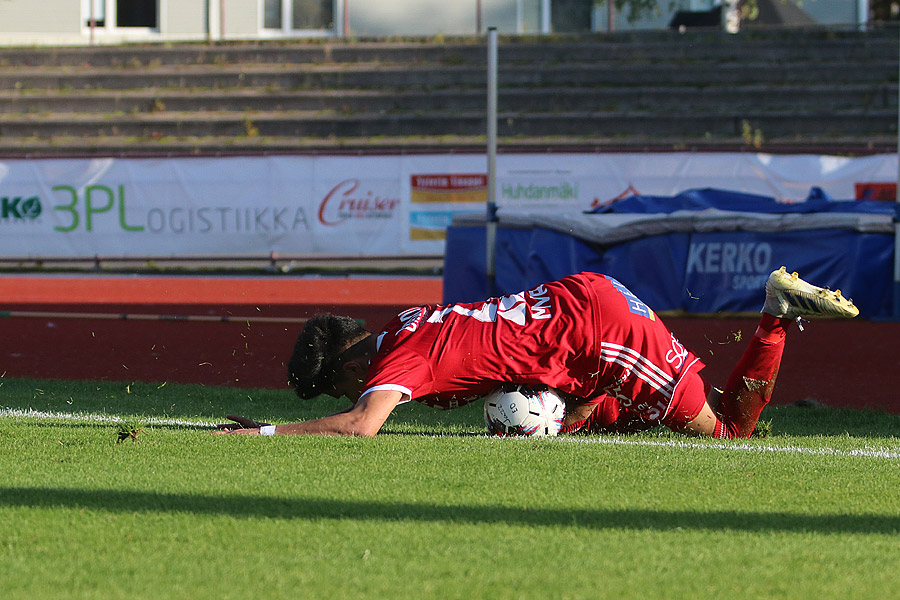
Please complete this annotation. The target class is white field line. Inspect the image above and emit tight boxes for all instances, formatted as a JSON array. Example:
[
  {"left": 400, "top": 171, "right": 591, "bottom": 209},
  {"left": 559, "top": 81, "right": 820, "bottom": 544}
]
[
  {"left": 546, "top": 434, "right": 900, "bottom": 460},
  {"left": 3, "top": 407, "right": 899, "bottom": 460},
  {"left": 0, "top": 407, "right": 218, "bottom": 429}
]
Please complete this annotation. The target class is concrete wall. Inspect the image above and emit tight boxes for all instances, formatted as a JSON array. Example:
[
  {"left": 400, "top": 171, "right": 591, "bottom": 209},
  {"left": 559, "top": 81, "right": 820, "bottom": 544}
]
[
  {"left": 224, "top": 0, "right": 262, "bottom": 36},
  {"left": 347, "top": 0, "right": 525, "bottom": 36},
  {"left": 592, "top": 0, "right": 863, "bottom": 31},
  {"left": 0, "top": 0, "right": 80, "bottom": 33},
  {"left": 158, "top": 0, "right": 260, "bottom": 39},
  {"left": 165, "top": 0, "right": 208, "bottom": 36}
]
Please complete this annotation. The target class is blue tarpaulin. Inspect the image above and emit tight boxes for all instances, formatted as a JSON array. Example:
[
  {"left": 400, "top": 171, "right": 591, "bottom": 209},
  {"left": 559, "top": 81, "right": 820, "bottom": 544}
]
[
  {"left": 443, "top": 188, "right": 898, "bottom": 317},
  {"left": 589, "top": 187, "right": 900, "bottom": 217}
]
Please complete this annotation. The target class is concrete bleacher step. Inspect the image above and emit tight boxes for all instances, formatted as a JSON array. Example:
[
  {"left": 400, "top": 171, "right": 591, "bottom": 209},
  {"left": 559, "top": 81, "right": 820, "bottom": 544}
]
[
  {"left": 0, "top": 83, "right": 893, "bottom": 114},
  {"left": 2, "top": 108, "right": 892, "bottom": 140},
  {"left": 0, "top": 60, "right": 894, "bottom": 91},
  {"left": 0, "top": 29, "right": 895, "bottom": 156}
]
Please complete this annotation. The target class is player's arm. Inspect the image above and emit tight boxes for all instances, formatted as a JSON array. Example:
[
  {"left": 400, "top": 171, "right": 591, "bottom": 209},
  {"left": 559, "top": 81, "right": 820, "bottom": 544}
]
[{"left": 214, "top": 389, "right": 405, "bottom": 437}]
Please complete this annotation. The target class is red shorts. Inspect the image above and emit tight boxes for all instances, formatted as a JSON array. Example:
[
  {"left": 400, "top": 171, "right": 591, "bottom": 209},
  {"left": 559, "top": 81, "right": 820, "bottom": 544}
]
[
  {"left": 661, "top": 368, "right": 711, "bottom": 431},
  {"left": 562, "top": 368, "right": 711, "bottom": 435}
]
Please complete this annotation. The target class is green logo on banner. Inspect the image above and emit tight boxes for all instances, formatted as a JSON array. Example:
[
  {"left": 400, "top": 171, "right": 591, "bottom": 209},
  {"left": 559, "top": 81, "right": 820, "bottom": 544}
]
[{"left": 1, "top": 196, "right": 42, "bottom": 220}]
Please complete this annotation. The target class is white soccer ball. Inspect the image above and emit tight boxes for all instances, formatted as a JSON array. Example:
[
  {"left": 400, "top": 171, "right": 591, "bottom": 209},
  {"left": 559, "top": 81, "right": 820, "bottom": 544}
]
[{"left": 483, "top": 384, "right": 566, "bottom": 437}]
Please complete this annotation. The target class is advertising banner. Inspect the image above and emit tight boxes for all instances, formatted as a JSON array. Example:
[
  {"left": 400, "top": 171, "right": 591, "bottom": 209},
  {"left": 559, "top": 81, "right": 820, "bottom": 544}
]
[
  {"left": 0, "top": 153, "right": 896, "bottom": 259},
  {"left": 0, "top": 156, "right": 409, "bottom": 258}
]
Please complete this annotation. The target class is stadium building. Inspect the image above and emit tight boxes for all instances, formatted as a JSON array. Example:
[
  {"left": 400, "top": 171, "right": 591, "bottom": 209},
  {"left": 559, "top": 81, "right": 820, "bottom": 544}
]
[{"left": 0, "top": 0, "right": 871, "bottom": 46}]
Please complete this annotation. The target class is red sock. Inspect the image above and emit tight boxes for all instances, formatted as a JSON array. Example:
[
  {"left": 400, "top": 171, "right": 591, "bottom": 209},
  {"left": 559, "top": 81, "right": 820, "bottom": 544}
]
[
  {"left": 716, "top": 314, "right": 792, "bottom": 438},
  {"left": 755, "top": 312, "right": 791, "bottom": 343}
]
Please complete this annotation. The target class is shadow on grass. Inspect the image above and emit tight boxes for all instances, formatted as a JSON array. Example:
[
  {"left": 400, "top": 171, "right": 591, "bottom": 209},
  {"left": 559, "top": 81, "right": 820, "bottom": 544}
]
[{"left": 2, "top": 486, "right": 898, "bottom": 535}]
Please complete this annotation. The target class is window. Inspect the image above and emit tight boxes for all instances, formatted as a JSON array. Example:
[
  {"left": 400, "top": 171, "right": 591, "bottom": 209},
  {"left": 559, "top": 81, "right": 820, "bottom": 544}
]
[
  {"left": 292, "top": 0, "right": 333, "bottom": 29},
  {"left": 83, "top": 0, "right": 106, "bottom": 27},
  {"left": 116, "top": 0, "right": 158, "bottom": 28},
  {"left": 264, "top": 0, "right": 334, "bottom": 31},
  {"left": 265, "top": 0, "right": 282, "bottom": 28}
]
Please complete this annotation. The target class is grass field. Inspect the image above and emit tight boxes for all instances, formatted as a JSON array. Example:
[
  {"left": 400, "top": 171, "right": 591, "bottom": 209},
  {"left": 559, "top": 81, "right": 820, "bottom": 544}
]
[{"left": 2, "top": 376, "right": 900, "bottom": 600}]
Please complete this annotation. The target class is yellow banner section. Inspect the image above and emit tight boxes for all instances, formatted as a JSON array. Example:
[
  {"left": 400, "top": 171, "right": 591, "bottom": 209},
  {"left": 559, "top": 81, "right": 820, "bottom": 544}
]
[
  {"left": 409, "top": 227, "right": 450, "bottom": 241},
  {"left": 409, "top": 173, "right": 487, "bottom": 241},
  {"left": 410, "top": 188, "right": 487, "bottom": 204}
]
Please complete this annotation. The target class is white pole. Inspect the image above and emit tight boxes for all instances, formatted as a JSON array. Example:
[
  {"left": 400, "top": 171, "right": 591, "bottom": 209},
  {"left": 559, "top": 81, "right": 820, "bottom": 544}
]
[
  {"left": 342, "top": 0, "right": 349, "bottom": 37},
  {"left": 894, "top": 22, "right": 900, "bottom": 317},
  {"left": 486, "top": 27, "right": 498, "bottom": 297},
  {"left": 541, "top": 0, "right": 551, "bottom": 33},
  {"left": 89, "top": 0, "right": 95, "bottom": 46}
]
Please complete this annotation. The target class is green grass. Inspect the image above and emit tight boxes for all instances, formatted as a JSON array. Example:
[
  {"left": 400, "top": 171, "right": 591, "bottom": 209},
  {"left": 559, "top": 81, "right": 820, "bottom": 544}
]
[{"left": 2, "top": 377, "right": 899, "bottom": 599}]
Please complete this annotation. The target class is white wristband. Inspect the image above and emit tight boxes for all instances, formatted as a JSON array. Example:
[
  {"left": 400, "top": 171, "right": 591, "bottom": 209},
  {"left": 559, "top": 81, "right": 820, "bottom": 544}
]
[{"left": 259, "top": 425, "right": 276, "bottom": 436}]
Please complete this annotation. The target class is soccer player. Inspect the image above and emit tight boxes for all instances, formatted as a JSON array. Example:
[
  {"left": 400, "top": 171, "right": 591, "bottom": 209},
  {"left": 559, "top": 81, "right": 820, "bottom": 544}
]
[{"left": 215, "top": 267, "right": 858, "bottom": 438}]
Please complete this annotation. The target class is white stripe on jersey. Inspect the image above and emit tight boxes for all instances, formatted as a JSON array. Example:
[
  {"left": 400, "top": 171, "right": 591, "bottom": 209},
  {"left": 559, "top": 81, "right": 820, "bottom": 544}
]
[
  {"left": 601, "top": 343, "right": 674, "bottom": 389},
  {"left": 600, "top": 342, "right": 675, "bottom": 398}
]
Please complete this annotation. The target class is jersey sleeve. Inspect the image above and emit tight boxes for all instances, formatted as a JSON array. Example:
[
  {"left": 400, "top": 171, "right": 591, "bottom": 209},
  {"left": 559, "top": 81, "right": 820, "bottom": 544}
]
[{"left": 360, "top": 314, "right": 437, "bottom": 401}]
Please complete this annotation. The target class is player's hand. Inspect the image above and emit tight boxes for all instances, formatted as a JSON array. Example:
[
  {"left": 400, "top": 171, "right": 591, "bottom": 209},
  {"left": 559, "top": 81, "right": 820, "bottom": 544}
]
[{"left": 215, "top": 414, "right": 271, "bottom": 431}]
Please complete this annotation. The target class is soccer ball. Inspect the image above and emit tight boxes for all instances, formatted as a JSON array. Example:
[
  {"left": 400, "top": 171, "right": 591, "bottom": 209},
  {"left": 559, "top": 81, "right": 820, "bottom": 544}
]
[{"left": 483, "top": 384, "right": 566, "bottom": 437}]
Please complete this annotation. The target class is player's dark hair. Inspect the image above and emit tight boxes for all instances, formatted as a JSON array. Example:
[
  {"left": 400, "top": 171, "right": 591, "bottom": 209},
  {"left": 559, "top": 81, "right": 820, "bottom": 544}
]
[{"left": 287, "top": 313, "right": 369, "bottom": 399}]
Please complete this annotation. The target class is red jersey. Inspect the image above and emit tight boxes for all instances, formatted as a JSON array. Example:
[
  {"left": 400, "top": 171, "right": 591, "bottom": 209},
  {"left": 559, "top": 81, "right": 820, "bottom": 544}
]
[{"left": 362, "top": 272, "right": 704, "bottom": 423}]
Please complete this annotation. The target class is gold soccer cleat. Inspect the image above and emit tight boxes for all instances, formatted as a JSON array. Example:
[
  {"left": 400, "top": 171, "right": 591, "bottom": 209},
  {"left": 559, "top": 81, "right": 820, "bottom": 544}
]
[{"left": 762, "top": 266, "right": 859, "bottom": 320}]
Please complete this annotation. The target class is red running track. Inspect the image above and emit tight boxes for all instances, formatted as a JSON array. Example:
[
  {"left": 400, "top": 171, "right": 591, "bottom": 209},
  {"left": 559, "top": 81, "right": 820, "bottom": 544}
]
[
  {"left": 2, "top": 274, "right": 898, "bottom": 412},
  {"left": 1, "top": 274, "right": 442, "bottom": 390}
]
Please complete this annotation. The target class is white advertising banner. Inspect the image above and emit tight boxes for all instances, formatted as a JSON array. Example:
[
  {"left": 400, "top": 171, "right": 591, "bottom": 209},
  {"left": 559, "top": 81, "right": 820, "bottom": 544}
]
[{"left": 0, "top": 152, "right": 895, "bottom": 259}]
